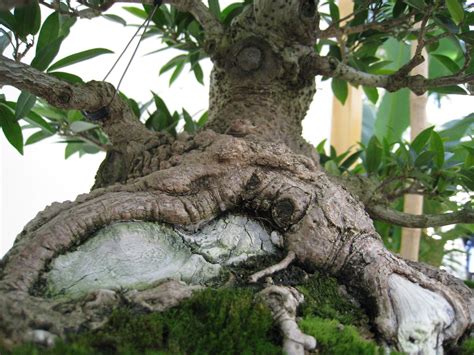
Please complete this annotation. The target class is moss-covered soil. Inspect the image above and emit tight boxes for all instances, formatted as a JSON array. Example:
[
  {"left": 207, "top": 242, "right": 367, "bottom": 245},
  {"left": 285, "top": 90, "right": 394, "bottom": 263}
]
[{"left": 3, "top": 272, "right": 473, "bottom": 354}]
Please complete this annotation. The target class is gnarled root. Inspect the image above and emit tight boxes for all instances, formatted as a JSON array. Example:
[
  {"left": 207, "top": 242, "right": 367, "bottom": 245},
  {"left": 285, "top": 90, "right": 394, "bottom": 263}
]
[
  {"left": 258, "top": 285, "right": 316, "bottom": 355},
  {"left": 249, "top": 251, "right": 296, "bottom": 283}
]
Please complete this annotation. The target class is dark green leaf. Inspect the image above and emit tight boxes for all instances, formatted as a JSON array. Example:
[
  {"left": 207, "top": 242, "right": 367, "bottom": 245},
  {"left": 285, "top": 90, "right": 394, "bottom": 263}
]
[
  {"left": 208, "top": 0, "right": 221, "bottom": 18},
  {"left": 220, "top": 3, "right": 244, "bottom": 25},
  {"left": 0, "top": 10, "right": 17, "bottom": 31},
  {"left": 169, "top": 60, "right": 185, "bottom": 85},
  {"left": 36, "top": 12, "right": 60, "bottom": 55},
  {"left": 49, "top": 71, "right": 84, "bottom": 84},
  {"left": 329, "top": 2, "right": 340, "bottom": 22},
  {"left": 160, "top": 55, "right": 187, "bottom": 75},
  {"left": 65, "top": 142, "right": 82, "bottom": 159},
  {"left": 393, "top": 0, "right": 407, "bottom": 17},
  {"left": 0, "top": 104, "right": 23, "bottom": 154},
  {"left": 48, "top": 48, "right": 113, "bottom": 72},
  {"left": 430, "top": 131, "right": 445, "bottom": 167},
  {"left": 446, "top": 0, "right": 464, "bottom": 25},
  {"left": 103, "top": 14, "right": 127, "bottom": 26},
  {"left": 123, "top": 6, "right": 147, "bottom": 19},
  {"left": 23, "top": 110, "right": 55, "bottom": 133},
  {"left": 197, "top": 111, "right": 208, "bottom": 127},
  {"left": 30, "top": 37, "right": 63, "bottom": 71},
  {"left": 182, "top": 109, "right": 196, "bottom": 133},
  {"left": 403, "top": 0, "right": 425, "bottom": 10},
  {"left": 365, "top": 136, "right": 382, "bottom": 173},
  {"left": 152, "top": 93, "right": 171, "bottom": 119},
  {"left": 459, "top": 31, "right": 474, "bottom": 45},
  {"left": 331, "top": 78, "right": 348, "bottom": 104},
  {"left": 411, "top": 126, "right": 434, "bottom": 153},
  {"left": 363, "top": 86, "right": 378, "bottom": 104},
  {"left": 15, "top": 91, "right": 36, "bottom": 119},
  {"left": 429, "top": 85, "right": 467, "bottom": 95},
  {"left": 14, "top": 0, "right": 41, "bottom": 38},
  {"left": 192, "top": 62, "right": 204, "bottom": 84},
  {"left": 414, "top": 151, "right": 436, "bottom": 167},
  {"left": 25, "top": 130, "right": 53, "bottom": 145}
]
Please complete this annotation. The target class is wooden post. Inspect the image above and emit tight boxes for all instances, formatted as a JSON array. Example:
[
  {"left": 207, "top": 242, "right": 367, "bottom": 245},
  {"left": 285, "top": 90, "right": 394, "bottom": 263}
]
[
  {"left": 399, "top": 43, "right": 428, "bottom": 261},
  {"left": 330, "top": 0, "right": 363, "bottom": 154}
]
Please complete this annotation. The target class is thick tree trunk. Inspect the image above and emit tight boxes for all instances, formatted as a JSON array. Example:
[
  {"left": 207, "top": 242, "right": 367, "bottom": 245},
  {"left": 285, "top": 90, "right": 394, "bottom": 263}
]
[{"left": 0, "top": 0, "right": 472, "bottom": 353}]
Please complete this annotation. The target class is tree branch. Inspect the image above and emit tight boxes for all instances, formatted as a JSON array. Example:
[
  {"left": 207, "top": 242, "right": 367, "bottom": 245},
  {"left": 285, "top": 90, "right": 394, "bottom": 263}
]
[
  {"left": 0, "top": 55, "right": 155, "bottom": 146},
  {"left": 367, "top": 205, "right": 474, "bottom": 228},
  {"left": 310, "top": 54, "right": 473, "bottom": 95}
]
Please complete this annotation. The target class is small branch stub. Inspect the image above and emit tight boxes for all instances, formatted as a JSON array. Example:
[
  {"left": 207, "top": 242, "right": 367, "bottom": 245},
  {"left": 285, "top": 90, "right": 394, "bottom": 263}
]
[{"left": 237, "top": 46, "right": 263, "bottom": 72}]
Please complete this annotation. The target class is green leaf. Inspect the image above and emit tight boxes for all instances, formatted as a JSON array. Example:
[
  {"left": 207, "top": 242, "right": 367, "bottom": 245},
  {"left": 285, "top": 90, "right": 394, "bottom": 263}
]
[
  {"left": 23, "top": 110, "right": 55, "bottom": 133},
  {"left": 169, "top": 60, "right": 185, "bottom": 85},
  {"left": 459, "top": 31, "right": 474, "bottom": 45},
  {"left": 329, "top": 2, "right": 340, "bottom": 22},
  {"left": 36, "top": 12, "right": 60, "bottom": 55},
  {"left": 192, "top": 62, "right": 204, "bottom": 84},
  {"left": 48, "top": 48, "right": 113, "bottom": 72},
  {"left": 14, "top": 0, "right": 41, "bottom": 38},
  {"left": 197, "top": 111, "right": 208, "bottom": 127},
  {"left": 324, "top": 160, "right": 340, "bottom": 176},
  {"left": 208, "top": 0, "right": 221, "bottom": 18},
  {"left": 0, "top": 10, "right": 17, "bottom": 31},
  {"left": 429, "top": 85, "right": 467, "bottom": 95},
  {"left": 430, "top": 131, "right": 445, "bottom": 167},
  {"left": 183, "top": 109, "right": 196, "bottom": 133},
  {"left": 123, "top": 6, "right": 147, "bottom": 19},
  {"left": 152, "top": 93, "right": 172, "bottom": 119},
  {"left": 0, "top": 104, "right": 23, "bottom": 154},
  {"left": 65, "top": 142, "right": 82, "bottom": 159},
  {"left": 411, "top": 126, "right": 434, "bottom": 153},
  {"left": 446, "top": 0, "right": 464, "bottom": 25},
  {"left": 0, "top": 30, "right": 10, "bottom": 54},
  {"left": 431, "top": 54, "right": 460, "bottom": 73},
  {"left": 30, "top": 37, "right": 63, "bottom": 71},
  {"left": 363, "top": 86, "right": 378, "bottom": 104},
  {"left": 25, "top": 130, "right": 53, "bottom": 145},
  {"left": 160, "top": 55, "right": 187, "bottom": 75},
  {"left": 403, "top": 0, "right": 425, "bottom": 10},
  {"left": 103, "top": 14, "right": 127, "bottom": 26},
  {"left": 15, "top": 91, "right": 36, "bottom": 119},
  {"left": 69, "top": 121, "right": 98, "bottom": 133},
  {"left": 365, "top": 136, "right": 382, "bottom": 173},
  {"left": 414, "top": 151, "right": 436, "bottom": 167},
  {"left": 331, "top": 78, "right": 348, "bottom": 104},
  {"left": 375, "top": 89, "right": 410, "bottom": 143},
  {"left": 49, "top": 71, "right": 84, "bottom": 84}
]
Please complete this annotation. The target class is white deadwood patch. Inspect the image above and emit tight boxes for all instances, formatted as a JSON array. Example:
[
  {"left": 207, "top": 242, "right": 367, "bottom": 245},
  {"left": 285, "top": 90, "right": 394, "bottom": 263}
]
[
  {"left": 45, "top": 215, "right": 279, "bottom": 298},
  {"left": 388, "top": 274, "right": 455, "bottom": 354}
]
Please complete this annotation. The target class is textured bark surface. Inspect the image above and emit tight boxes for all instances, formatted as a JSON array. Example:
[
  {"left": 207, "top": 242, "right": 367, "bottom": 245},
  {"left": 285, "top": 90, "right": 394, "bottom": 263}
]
[{"left": 0, "top": 0, "right": 473, "bottom": 353}]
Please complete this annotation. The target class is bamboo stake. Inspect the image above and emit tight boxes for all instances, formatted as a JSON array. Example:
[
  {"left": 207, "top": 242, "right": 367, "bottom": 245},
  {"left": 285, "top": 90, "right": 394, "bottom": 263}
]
[
  {"left": 399, "top": 43, "right": 428, "bottom": 261},
  {"left": 330, "top": 0, "right": 363, "bottom": 154}
]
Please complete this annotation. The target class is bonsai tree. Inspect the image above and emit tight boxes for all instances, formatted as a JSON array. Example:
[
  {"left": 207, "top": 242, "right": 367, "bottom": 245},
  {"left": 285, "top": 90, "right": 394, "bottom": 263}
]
[{"left": 0, "top": 0, "right": 473, "bottom": 353}]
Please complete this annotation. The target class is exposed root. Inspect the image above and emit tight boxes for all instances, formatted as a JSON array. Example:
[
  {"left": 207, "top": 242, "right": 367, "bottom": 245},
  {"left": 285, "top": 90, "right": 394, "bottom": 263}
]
[
  {"left": 258, "top": 285, "right": 316, "bottom": 355},
  {"left": 249, "top": 251, "right": 296, "bottom": 283}
]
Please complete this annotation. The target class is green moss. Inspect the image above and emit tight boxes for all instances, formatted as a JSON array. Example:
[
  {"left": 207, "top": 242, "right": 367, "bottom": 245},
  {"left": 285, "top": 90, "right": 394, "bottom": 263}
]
[
  {"left": 464, "top": 279, "right": 474, "bottom": 289},
  {"left": 8, "top": 288, "right": 281, "bottom": 355},
  {"left": 459, "top": 337, "right": 474, "bottom": 355},
  {"left": 297, "top": 271, "right": 367, "bottom": 325},
  {"left": 299, "top": 317, "right": 384, "bottom": 355}
]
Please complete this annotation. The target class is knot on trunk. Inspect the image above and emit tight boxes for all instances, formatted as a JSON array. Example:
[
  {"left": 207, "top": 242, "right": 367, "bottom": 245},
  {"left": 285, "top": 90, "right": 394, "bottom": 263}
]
[
  {"left": 272, "top": 186, "right": 311, "bottom": 229},
  {"left": 237, "top": 46, "right": 263, "bottom": 72}
]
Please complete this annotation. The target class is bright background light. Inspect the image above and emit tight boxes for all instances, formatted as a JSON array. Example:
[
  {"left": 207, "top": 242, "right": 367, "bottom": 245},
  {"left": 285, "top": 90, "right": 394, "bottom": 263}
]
[{"left": 0, "top": 4, "right": 471, "bottom": 259}]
